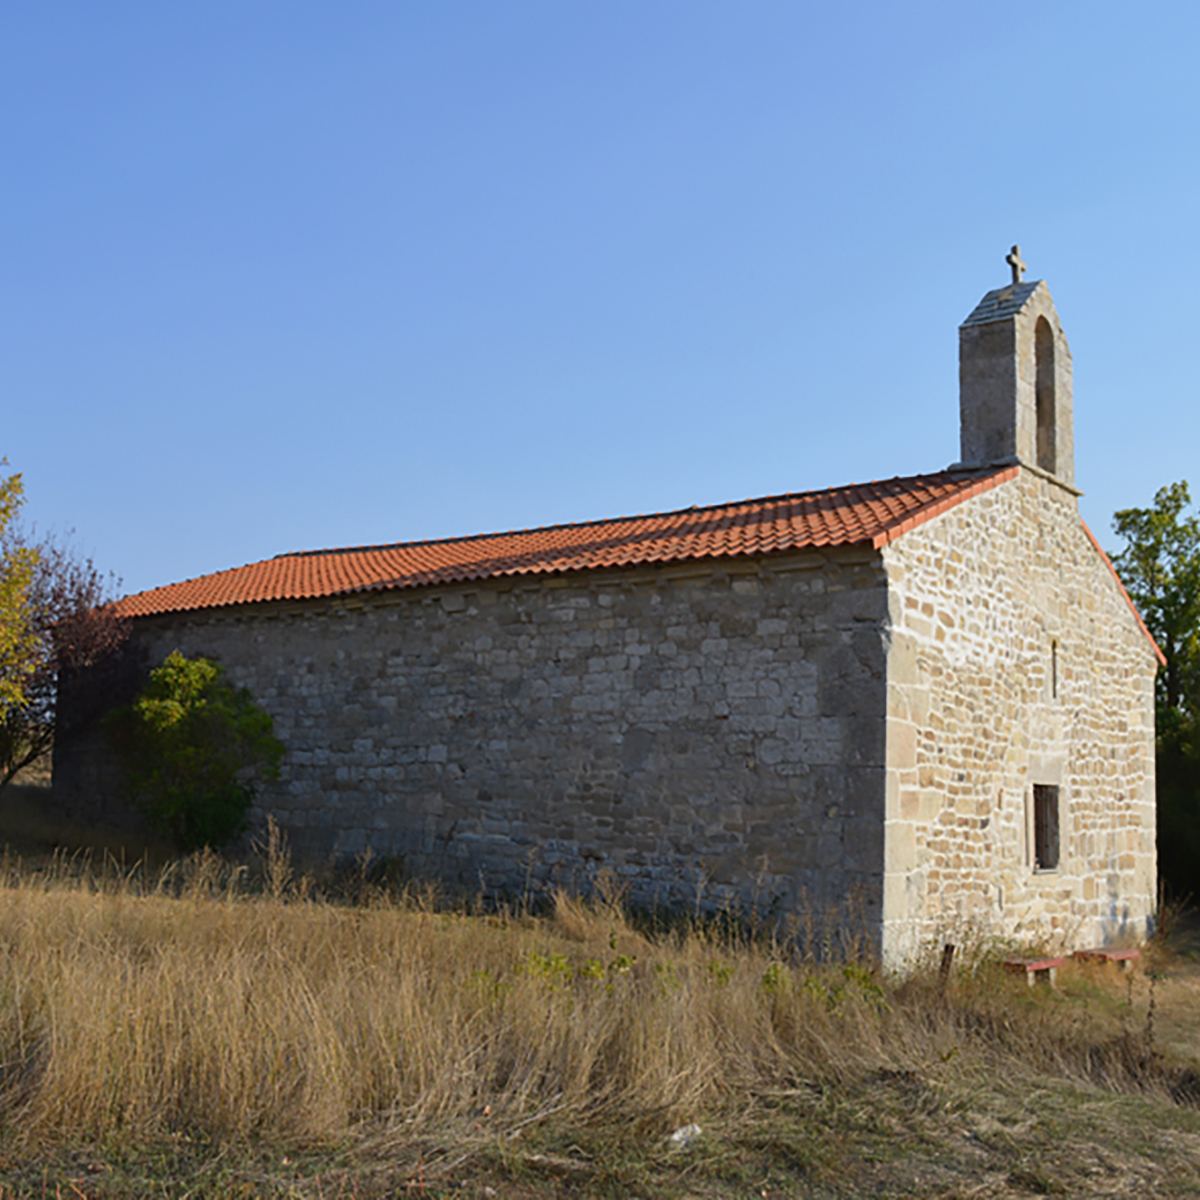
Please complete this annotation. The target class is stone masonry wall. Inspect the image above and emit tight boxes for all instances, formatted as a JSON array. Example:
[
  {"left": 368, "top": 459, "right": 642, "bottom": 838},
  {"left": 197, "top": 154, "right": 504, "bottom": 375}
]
[
  {"left": 881, "top": 468, "right": 1158, "bottom": 965},
  {"left": 56, "top": 549, "right": 889, "bottom": 921}
]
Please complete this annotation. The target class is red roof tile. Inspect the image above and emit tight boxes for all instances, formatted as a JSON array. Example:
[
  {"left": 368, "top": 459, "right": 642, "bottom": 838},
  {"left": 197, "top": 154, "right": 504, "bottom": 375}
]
[{"left": 118, "top": 467, "right": 1019, "bottom": 619}]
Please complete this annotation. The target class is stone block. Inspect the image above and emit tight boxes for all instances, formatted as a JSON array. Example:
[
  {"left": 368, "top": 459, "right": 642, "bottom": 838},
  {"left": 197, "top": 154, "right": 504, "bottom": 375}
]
[
  {"left": 886, "top": 721, "right": 917, "bottom": 770},
  {"left": 883, "top": 872, "right": 912, "bottom": 922},
  {"left": 899, "top": 789, "right": 942, "bottom": 823},
  {"left": 885, "top": 822, "right": 917, "bottom": 872}
]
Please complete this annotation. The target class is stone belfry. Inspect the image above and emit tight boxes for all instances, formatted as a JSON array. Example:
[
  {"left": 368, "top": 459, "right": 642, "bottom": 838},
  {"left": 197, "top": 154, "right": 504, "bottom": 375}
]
[{"left": 958, "top": 246, "right": 1075, "bottom": 487}]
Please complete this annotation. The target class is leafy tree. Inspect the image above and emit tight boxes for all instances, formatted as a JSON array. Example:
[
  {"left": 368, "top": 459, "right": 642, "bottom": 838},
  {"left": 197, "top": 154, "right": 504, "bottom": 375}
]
[
  {"left": 0, "top": 529, "right": 129, "bottom": 789},
  {"left": 1112, "top": 482, "right": 1200, "bottom": 897},
  {"left": 0, "top": 467, "right": 39, "bottom": 715},
  {"left": 1112, "top": 482, "right": 1200, "bottom": 714},
  {"left": 106, "top": 651, "right": 285, "bottom": 852}
]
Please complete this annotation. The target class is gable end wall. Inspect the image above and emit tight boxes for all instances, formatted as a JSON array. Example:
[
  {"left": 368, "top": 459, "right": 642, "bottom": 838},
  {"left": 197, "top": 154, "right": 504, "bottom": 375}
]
[{"left": 881, "top": 469, "right": 1157, "bottom": 965}]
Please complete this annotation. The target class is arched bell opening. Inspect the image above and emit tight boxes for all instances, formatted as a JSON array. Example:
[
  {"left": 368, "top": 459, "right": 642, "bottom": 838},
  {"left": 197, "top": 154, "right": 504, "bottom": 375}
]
[{"left": 1035, "top": 316, "right": 1056, "bottom": 474}]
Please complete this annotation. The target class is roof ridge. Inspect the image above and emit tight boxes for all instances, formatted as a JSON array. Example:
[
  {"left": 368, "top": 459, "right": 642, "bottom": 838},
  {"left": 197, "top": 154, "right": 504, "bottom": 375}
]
[{"left": 274, "top": 466, "right": 1000, "bottom": 561}]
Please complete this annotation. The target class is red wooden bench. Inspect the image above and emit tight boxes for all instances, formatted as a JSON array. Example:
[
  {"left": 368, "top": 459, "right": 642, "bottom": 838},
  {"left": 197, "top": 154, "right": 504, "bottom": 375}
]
[
  {"left": 1002, "top": 956, "right": 1065, "bottom": 987},
  {"left": 1072, "top": 947, "right": 1140, "bottom": 972}
]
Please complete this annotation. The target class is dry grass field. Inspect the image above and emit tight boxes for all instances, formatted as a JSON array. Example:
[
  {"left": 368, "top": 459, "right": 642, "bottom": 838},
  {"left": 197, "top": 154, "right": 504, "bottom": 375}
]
[{"left": 0, "top": 815, "right": 1196, "bottom": 1197}]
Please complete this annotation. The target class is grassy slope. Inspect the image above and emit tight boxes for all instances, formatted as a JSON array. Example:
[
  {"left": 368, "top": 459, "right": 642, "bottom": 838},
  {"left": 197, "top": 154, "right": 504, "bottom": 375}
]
[{"left": 0, "top": 811, "right": 1195, "bottom": 1197}]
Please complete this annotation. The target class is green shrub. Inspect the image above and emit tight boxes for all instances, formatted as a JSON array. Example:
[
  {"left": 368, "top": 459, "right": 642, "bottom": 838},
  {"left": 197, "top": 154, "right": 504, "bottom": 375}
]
[{"left": 106, "top": 650, "right": 284, "bottom": 852}]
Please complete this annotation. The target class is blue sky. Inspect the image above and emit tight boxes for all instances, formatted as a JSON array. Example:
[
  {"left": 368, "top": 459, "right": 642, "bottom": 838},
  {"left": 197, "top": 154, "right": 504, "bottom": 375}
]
[{"left": 2, "top": 3, "right": 1198, "bottom": 596}]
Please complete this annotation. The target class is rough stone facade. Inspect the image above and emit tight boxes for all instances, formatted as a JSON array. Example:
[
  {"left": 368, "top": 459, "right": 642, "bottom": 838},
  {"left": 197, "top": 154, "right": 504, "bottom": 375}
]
[
  {"left": 53, "top": 270, "right": 1160, "bottom": 968},
  {"left": 58, "top": 548, "right": 890, "bottom": 917},
  {"left": 881, "top": 469, "right": 1157, "bottom": 963}
]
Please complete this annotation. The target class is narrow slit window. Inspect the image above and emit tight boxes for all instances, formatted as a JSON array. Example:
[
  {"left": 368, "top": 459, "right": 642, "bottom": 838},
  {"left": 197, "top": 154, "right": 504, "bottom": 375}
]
[
  {"left": 1033, "top": 785, "right": 1060, "bottom": 871},
  {"left": 1051, "top": 641, "right": 1058, "bottom": 699}
]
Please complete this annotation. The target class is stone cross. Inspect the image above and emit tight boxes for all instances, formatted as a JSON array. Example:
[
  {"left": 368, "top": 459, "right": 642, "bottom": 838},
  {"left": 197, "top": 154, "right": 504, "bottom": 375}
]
[{"left": 1006, "top": 244, "right": 1027, "bottom": 285}]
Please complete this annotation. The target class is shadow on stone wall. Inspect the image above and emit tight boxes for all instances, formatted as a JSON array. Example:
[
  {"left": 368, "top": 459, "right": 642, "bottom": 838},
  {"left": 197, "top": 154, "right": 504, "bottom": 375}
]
[
  {"left": 0, "top": 781, "right": 171, "bottom": 860},
  {"left": 51, "top": 635, "right": 155, "bottom": 837}
]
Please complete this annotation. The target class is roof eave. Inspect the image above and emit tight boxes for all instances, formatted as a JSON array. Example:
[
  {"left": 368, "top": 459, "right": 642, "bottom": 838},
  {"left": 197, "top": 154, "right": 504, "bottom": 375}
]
[{"left": 1080, "top": 522, "right": 1167, "bottom": 667}]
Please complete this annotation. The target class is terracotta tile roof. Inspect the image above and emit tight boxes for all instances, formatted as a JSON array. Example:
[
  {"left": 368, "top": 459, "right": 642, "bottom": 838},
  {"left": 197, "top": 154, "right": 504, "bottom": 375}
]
[{"left": 116, "top": 466, "right": 1019, "bottom": 619}]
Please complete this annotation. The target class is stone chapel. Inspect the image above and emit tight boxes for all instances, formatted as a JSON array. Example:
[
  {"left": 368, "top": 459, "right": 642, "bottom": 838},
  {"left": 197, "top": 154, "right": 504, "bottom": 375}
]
[{"left": 56, "top": 256, "right": 1161, "bottom": 966}]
